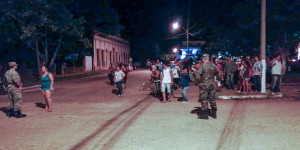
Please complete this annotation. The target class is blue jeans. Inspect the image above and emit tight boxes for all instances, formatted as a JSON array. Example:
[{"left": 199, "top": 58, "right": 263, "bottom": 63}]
[
  {"left": 271, "top": 75, "right": 282, "bottom": 92},
  {"left": 116, "top": 81, "right": 123, "bottom": 95},
  {"left": 254, "top": 75, "right": 261, "bottom": 91},
  {"left": 181, "top": 86, "right": 190, "bottom": 102},
  {"left": 226, "top": 74, "right": 234, "bottom": 89},
  {"left": 154, "top": 81, "right": 160, "bottom": 97}
]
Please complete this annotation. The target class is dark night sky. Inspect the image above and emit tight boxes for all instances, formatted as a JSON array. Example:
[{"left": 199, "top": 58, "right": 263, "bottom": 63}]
[{"left": 111, "top": 0, "right": 241, "bottom": 57}]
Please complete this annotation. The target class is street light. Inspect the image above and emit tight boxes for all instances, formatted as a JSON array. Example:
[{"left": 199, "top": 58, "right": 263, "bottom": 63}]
[
  {"left": 173, "top": 48, "right": 178, "bottom": 53},
  {"left": 172, "top": 22, "right": 179, "bottom": 30}
]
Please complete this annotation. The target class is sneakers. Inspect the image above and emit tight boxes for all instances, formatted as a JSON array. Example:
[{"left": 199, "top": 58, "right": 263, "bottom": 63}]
[{"left": 181, "top": 101, "right": 189, "bottom": 103}]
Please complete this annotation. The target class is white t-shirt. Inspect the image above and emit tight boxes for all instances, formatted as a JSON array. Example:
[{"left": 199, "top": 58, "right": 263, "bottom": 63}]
[
  {"left": 271, "top": 60, "right": 282, "bottom": 75},
  {"left": 115, "top": 70, "right": 125, "bottom": 82},
  {"left": 172, "top": 66, "right": 180, "bottom": 78},
  {"left": 162, "top": 68, "right": 172, "bottom": 83}
]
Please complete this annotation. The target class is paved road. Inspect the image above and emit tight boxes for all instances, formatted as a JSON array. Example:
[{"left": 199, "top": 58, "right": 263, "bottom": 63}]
[{"left": 0, "top": 70, "right": 299, "bottom": 150}]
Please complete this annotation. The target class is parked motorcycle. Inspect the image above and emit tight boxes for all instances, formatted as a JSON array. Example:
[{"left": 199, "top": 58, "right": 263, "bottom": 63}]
[{"left": 0, "top": 77, "right": 8, "bottom": 95}]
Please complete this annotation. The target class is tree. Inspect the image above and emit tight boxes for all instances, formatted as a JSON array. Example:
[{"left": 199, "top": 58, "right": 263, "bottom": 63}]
[
  {"left": 232, "top": 0, "right": 300, "bottom": 73},
  {"left": 0, "top": 0, "right": 91, "bottom": 74}
]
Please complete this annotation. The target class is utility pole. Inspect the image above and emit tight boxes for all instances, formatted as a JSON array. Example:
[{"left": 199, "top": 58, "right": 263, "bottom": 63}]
[
  {"left": 186, "top": 0, "right": 191, "bottom": 61},
  {"left": 260, "top": 0, "right": 266, "bottom": 93}
]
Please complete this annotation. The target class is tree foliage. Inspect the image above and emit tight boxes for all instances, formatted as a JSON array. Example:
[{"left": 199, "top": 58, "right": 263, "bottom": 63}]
[{"left": 0, "top": 0, "right": 91, "bottom": 74}]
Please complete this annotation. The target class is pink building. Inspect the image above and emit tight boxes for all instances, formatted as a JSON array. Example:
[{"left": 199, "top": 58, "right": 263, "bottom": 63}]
[{"left": 93, "top": 32, "right": 130, "bottom": 70}]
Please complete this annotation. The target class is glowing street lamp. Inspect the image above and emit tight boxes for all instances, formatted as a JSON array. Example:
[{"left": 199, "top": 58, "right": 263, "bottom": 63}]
[
  {"left": 172, "top": 22, "right": 179, "bottom": 30},
  {"left": 173, "top": 48, "right": 178, "bottom": 53}
]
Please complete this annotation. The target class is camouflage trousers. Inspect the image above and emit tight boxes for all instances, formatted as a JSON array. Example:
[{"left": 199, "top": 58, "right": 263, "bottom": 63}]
[
  {"left": 7, "top": 87, "right": 23, "bottom": 111},
  {"left": 199, "top": 81, "right": 217, "bottom": 110}
]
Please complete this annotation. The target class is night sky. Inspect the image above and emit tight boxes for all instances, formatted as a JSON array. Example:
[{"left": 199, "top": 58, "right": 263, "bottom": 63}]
[{"left": 111, "top": 0, "right": 241, "bottom": 55}]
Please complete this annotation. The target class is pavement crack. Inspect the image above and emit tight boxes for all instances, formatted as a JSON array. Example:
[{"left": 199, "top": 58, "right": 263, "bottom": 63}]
[
  {"left": 216, "top": 100, "right": 247, "bottom": 150},
  {"left": 69, "top": 95, "right": 154, "bottom": 150}
]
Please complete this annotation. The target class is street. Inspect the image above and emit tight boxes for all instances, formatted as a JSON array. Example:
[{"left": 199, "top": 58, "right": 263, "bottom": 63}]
[{"left": 0, "top": 70, "right": 300, "bottom": 150}]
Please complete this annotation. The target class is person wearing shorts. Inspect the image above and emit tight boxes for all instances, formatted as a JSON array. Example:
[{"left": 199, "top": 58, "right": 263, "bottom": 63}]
[
  {"left": 160, "top": 63, "right": 173, "bottom": 103},
  {"left": 40, "top": 65, "right": 55, "bottom": 112}
]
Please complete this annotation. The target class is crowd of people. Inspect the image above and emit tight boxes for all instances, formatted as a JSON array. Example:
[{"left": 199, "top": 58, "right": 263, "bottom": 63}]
[{"left": 148, "top": 53, "right": 283, "bottom": 104}]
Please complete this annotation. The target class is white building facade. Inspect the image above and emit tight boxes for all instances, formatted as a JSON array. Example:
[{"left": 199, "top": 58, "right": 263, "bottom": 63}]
[{"left": 93, "top": 32, "right": 130, "bottom": 70}]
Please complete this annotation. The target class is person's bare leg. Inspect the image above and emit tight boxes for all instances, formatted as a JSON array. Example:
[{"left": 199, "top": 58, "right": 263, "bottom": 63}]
[
  {"left": 46, "top": 91, "right": 53, "bottom": 112},
  {"left": 122, "top": 83, "right": 125, "bottom": 91},
  {"left": 168, "top": 93, "right": 172, "bottom": 102},
  {"left": 246, "top": 81, "right": 249, "bottom": 94},
  {"left": 42, "top": 90, "right": 48, "bottom": 111},
  {"left": 162, "top": 92, "right": 167, "bottom": 103},
  {"left": 243, "top": 81, "right": 246, "bottom": 94}
]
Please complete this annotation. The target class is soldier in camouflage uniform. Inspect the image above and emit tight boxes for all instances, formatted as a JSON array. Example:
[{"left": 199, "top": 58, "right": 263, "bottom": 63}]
[
  {"left": 4, "top": 62, "right": 26, "bottom": 118},
  {"left": 194, "top": 54, "right": 221, "bottom": 119}
]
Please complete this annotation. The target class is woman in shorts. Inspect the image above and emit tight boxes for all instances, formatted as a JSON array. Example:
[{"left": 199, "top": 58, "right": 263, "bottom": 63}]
[{"left": 41, "top": 65, "right": 54, "bottom": 112}]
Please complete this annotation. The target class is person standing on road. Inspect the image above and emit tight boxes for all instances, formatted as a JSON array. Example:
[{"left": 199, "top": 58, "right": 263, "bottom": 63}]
[
  {"left": 4, "top": 62, "right": 26, "bottom": 118},
  {"left": 160, "top": 63, "right": 173, "bottom": 103},
  {"left": 121, "top": 64, "right": 128, "bottom": 91},
  {"left": 108, "top": 64, "right": 115, "bottom": 85},
  {"left": 194, "top": 54, "right": 222, "bottom": 120},
  {"left": 156, "top": 59, "right": 163, "bottom": 72},
  {"left": 151, "top": 66, "right": 161, "bottom": 99},
  {"left": 224, "top": 56, "right": 237, "bottom": 90},
  {"left": 180, "top": 68, "right": 190, "bottom": 103},
  {"left": 40, "top": 65, "right": 55, "bottom": 112},
  {"left": 271, "top": 54, "right": 282, "bottom": 95},
  {"left": 114, "top": 66, "right": 125, "bottom": 96},
  {"left": 253, "top": 56, "right": 263, "bottom": 93}
]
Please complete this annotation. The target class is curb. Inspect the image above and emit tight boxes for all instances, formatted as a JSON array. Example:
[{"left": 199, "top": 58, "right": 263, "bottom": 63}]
[{"left": 218, "top": 94, "right": 283, "bottom": 100}]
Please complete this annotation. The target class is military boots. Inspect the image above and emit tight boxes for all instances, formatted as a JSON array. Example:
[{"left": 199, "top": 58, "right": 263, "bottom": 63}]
[
  {"left": 7, "top": 108, "right": 14, "bottom": 118},
  {"left": 198, "top": 110, "right": 209, "bottom": 120},
  {"left": 14, "top": 110, "right": 26, "bottom": 118},
  {"left": 210, "top": 108, "right": 217, "bottom": 119}
]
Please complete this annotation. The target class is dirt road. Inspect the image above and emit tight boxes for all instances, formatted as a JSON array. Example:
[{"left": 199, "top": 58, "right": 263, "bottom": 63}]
[{"left": 0, "top": 70, "right": 299, "bottom": 150}]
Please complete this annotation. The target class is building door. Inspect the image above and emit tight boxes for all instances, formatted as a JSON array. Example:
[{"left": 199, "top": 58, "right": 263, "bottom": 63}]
[
  {"left": 101, "top": 50, "right": 104, "bottom": 67},
  {"left": 97, "top": 49, "right": 100, "bottom": 66}
]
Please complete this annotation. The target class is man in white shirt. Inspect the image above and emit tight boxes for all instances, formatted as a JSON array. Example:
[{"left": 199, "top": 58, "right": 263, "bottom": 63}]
[
  {"left": 160, "top": 63, "right": 173, "bottom": 103},
  {"left": 271, "top": 55, "right": 282, "bottom": 95}
]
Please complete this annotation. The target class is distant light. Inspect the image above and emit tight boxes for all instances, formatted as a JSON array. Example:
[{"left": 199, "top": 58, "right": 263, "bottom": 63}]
[
  {"left": 173, "top": 22, "right": 179, "bottom": 30},
  {"left": 173, "top": 48, "right": 178, "bottom": 53},
  {"left": 192, "top": 49, "right": 197, "bottom": 54},
  {"left": 180, "top": 55, "right": 186, "bottom": 59},
  {"left": 292, "top": 59, "right": 296, "bottom": 62}
]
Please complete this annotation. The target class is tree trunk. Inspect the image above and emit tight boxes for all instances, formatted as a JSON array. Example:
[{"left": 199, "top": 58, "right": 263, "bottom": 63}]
[
  {"left": 49, "top": 42, "right": 62, "bottom": 68},
  {"left": 35, "top": 41, "right": 42, "bottom": 76}
]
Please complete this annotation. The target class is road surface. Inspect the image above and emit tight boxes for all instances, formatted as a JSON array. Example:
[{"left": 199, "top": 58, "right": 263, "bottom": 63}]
[{"left": 0, "top": 70, "right": 299, "bottom": 150}]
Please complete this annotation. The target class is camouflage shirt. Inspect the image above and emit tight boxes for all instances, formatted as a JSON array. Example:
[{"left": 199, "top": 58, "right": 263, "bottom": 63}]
[
  {"left": 4, "top": 68, "right": 22, "bottom": 88},
  {"left": 195, "top": 62, "right": 222, "bottom": 83}
]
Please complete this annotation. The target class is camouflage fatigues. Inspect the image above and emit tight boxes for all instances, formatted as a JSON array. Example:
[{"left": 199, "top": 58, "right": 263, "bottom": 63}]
[
  {"left": 195, "top": 62, "right": 221, "bottom": 110},
  {"left": 4, "top": 68, "right": 23, "bottom": 111}
]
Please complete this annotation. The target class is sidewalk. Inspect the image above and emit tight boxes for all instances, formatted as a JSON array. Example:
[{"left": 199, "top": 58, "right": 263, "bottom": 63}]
[{"left": 22, "top": 70, "right": 108, "bottom": 90}]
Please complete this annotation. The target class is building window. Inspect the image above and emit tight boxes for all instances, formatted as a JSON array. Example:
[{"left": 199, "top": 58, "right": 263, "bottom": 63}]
[{"left": 101, "top": 50, "right": 104, "bottom": 66}]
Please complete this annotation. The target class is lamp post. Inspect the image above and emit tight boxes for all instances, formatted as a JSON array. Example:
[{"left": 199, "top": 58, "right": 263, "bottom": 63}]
[{"left": 172, "top": 0, "right": 191, "bottom": 61}]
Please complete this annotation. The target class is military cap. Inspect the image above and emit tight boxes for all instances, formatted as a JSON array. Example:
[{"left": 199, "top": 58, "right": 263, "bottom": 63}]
[
  {"left": 8, "top": 62, "right": 18, "bottom": 67},
  {"left": 202, "top": 54, "right": 210, "bottom": 60}
]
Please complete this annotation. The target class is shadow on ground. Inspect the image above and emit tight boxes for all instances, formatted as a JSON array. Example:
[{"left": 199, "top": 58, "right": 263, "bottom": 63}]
[
  {"left": 35, "top": 103, "right": 46, "bottom": 109},
  {"left": 190, "top": 107, "right": 203, "bottom": 117},
  {"left": 112, "top": 89, "right": 119, "bottom": 95}
]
